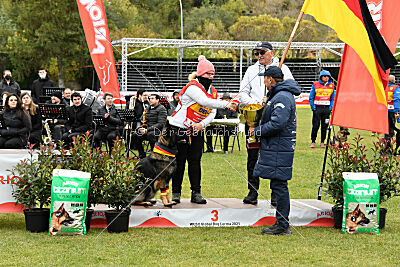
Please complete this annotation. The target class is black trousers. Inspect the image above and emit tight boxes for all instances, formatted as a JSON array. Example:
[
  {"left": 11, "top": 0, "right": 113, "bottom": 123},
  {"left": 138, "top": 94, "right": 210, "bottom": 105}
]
[
  {"left": 0, "top": 136, "right": 26, "bottom": 149},
  {"left": 29, "top": 130, "right": 42, "bottom": 148},
  {"left": 270, "top": 179, "right": 290, "bottom": 228},
  {"left": 93, "top": 128, "right": 119, "bottom": 150},
  {"left": 245, "top": 124, "right": 260, "bottom": 192},
  {"left": 311, "top": 105, "right": 331, "bottom": 143},
  {"left": 384, "top": 112, "right": 400, "bottom": 152},
  {"left": 206, "top": 126, "right": 231, "bottom": 152},
  {"left": 61, "top": 132, "right": 85, "bottom": 147},
  {"left": 172, "top": 132, "right": 204, "bottom": 194}
]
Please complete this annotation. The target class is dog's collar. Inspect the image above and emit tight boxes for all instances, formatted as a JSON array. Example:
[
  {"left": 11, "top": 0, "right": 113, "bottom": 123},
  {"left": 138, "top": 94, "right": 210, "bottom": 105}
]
[{"left": 153, "top": 142, "right": 176, "bottom": 158}]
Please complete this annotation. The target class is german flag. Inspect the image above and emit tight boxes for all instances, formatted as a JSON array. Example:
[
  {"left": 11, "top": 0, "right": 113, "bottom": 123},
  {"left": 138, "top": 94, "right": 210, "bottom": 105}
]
[{"left": 302, "top": 0, "right": 397, "bottom": 106}]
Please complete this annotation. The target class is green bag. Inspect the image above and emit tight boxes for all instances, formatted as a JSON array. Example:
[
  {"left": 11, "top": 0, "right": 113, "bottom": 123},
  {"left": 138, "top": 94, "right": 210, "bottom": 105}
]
[
  {"left": 49, "top": 169, "right": 91, "bottom": 235},
  {"left": 342, "top": 172, "right": 379, "bottom": 234}
]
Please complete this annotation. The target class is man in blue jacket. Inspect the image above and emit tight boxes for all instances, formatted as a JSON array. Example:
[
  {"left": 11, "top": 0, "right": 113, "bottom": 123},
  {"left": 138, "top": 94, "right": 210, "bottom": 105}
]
[
  {"left": 309, "top": 70, "right": 335, "bottom": 148},
  {"left": 389, "top": 75, "right": 400, "bottom": 154},
  {"left": 251, "top": 66, "right": 301, "bottom": 235}
]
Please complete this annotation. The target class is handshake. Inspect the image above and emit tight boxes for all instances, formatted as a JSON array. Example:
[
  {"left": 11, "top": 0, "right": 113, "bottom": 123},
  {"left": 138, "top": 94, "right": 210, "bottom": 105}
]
[{"left": 226, "top": 101, "right": 238, "bottom": 112}]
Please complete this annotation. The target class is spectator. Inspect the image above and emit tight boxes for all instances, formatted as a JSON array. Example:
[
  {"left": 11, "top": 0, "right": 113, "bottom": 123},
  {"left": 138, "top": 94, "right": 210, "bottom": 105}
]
[
  {"left": 168, "top": 90, "right": 180, "bottom": 116},
  {"left": 0, "top": 70, "right": 21, "bottom": 96},
  {"left": 63, "top": 88, "right": 73, "bottom": 106},
  {"left": 31, "top": 67, "right": 56, "bottom": 103},
  {"left": 0, "top": 94, "right": 32, "bottom": 148},
  {"left": 309, "top": 70, "right": 335, "bottom": 148},
  {"left": 133, "top": 93, "right": 167, "bottom": 159},
  {"left": 21, "top": 93, "right": 42, "bottom": 148},
  {"left": 252, "top": 66, "right": 301, "bottom": 235},
  {"left": 126, "top": 89, "right": 149, "bottom": 118},
  {"left": 385, "top": 75, "right": 400, "bottom": 154},
  {"left": 238, "top": 41, "right": 293, "bottom": 206},
  {"left": 93, "top": 92, "right": 123, "bottom": 150}
]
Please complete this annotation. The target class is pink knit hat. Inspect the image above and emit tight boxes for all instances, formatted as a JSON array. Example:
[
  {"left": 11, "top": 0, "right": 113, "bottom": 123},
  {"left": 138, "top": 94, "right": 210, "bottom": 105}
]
[{"left": 196, "top": 55, "right": 215, "bottom": 76}]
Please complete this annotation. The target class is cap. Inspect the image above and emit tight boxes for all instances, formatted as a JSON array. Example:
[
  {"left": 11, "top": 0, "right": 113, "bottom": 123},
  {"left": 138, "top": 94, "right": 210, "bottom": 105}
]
[
  {"left": 258, "top": 66, "right": 283, "bottom": 79},
  {"left": 197, "top": 55, "right": 215, "bottom": 76},
  {"left": 51, "top": 91, "right": 62, "bottom": 100},
  {"left": 221, "top": 92, "right": 232, "bottom": 99},
  {"left": 254, "top": 41, "right": 273, "bottom": 51}
]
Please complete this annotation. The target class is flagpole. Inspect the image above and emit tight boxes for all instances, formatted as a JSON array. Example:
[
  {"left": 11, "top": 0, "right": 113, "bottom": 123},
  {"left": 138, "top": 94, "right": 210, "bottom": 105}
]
[{"left": 279, "top": 11, "right": 304, "bottom": 68}]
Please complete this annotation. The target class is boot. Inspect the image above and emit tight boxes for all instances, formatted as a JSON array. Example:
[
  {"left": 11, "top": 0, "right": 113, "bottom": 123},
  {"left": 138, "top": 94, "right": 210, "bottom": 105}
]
[
  {"left": 191, "top": 191, "right": 207, "bottom": 204},
  {"left": 243, "top": 190, "right": 258, "bottom": 205},
  {"left": 172, "top": 193, "right": 181, "bottom": 204},
  {"left": 261, "top": 224, "right": 291, "bottom": 235}
]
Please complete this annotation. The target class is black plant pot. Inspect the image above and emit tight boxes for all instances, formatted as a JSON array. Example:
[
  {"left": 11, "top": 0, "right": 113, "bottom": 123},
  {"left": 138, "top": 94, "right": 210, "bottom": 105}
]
[
  {"left": 332, "top": 206, "right": 388, "bottom": 230},
  {"left": 105, "top": 210, "right": 130, "bottom": 233},
  {"left": 85, "top": 209, "right": 94, "bottom": 232},
  {"left": 23, "top": 208, "right": 50, "bottom": 233}
]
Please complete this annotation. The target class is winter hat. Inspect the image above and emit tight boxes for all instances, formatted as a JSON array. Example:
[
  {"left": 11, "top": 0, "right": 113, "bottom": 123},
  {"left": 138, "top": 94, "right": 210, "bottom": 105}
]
[
  {"left": 196, "top": 55, "right": 215, "bottom": 76},
  {"left": 51, "top": 91, "right": 62, "bottom": 101}
]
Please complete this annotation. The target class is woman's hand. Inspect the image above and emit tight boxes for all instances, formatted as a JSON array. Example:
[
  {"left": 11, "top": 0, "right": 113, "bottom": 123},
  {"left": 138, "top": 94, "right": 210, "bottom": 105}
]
[{"left": 192, "top": 123, "right": 203, "bottom": 133}]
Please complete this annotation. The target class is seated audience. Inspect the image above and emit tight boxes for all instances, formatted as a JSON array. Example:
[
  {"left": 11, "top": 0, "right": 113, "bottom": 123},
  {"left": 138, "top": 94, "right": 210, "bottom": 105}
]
[
  {"left": 46, "top": 91, "right": 68, "bottom": 143},
  {"left": 93, "top": 92, "right": 123, "bottom": 150},
  {"left": 0, "top": 94, "right": 32, "bottom": 148},
  {"left": 133, "top": 93, "right": 167, "bottom": 159},
  {"left": 21, "top": 93, "right": 42, "bottom": 148},
  {"left": 62, "top": 92, "right": 92, "bottom": 147},
  {"left": 0, "top": 70, "right": 21, "bottom": 96},
  {"left": 205, "top": 93, "right": 237, "bottom": 154},
  {"left": 63, "top": 88, "right": 72, "bottom": 106}
]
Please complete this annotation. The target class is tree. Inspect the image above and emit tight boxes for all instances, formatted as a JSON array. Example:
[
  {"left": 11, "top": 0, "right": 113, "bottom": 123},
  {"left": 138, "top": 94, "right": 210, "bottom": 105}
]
[{"left": 229, "top": 14, "right": 283, "bottom": 41}]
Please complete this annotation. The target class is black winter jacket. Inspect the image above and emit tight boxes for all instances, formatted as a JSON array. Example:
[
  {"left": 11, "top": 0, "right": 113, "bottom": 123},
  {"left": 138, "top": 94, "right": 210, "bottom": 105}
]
[
  {"left": 0, "top": 79, "right": 21, "bottom": 96},
  {"left": 253, "top": 79, "right": 301, "bottom": 181},
  {"left": 0, "top": 109, "right": 32, "bottom": 140},
  {"left": 67, "top": 104, "right": 93, "bottom": 133},
  {"left": 31, "top": 75, "right": 56, "bottom": 103},
  {"left": 143, "top": 103, "right": 167, "bottom": 133},
  {"left": 97, "top": 104, "right": 122, "bottom": 130}
]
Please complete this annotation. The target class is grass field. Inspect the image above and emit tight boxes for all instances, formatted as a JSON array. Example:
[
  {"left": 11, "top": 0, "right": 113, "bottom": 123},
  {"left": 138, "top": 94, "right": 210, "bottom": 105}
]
[{"left": 1, "top": 108, "right": 399, "bottom": 266}]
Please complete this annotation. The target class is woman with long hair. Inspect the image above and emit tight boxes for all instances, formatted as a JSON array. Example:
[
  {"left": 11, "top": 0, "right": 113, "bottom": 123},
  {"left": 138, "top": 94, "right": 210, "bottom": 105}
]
[
  {"left": 169, "top": 55, "right": 236, "bottom": 204},
  {"left": 21, "top": 92, "right": 42, "bottom": 148},
  {"left": 0, "top": 94, "right": 32, "bottom": 148}
]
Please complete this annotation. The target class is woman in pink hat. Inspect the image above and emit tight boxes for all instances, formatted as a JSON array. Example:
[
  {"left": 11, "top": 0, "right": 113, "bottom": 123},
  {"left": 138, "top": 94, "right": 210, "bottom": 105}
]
[{"left": 169, "top": 55, "right": 236, "bottom": 204}]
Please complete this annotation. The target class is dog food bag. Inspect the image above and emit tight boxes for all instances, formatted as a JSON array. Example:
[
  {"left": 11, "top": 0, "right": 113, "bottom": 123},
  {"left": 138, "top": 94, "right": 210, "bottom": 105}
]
[
  {"left": 342, "top": 172, "right": 380, "bottom": 234},
  {"left": 49, "top": 169, "right": 91, "bottom": 236}
]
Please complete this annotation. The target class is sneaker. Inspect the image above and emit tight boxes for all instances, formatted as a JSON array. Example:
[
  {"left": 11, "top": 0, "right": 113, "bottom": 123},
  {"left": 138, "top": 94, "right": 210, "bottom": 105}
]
[
  {"left": 320, "top": 143, "right": 325, "bottom": 148},
  {"left": 172, "top": 193, "right": 181, "bottom": 204},
  {"left": 310, "top": 143, "right": 316, "bottom": 148},
  {"left": 224, "top": 151, "right": 228, "bottom": 154},
  {"left": 243, "top": 191, "right": 258, "bottom": 205},
  {"left": 261, "top": 224, "right": 291, "bottom": 235},
  {"left": 191, "top": 192, "right": 207, "bottom": 204}
]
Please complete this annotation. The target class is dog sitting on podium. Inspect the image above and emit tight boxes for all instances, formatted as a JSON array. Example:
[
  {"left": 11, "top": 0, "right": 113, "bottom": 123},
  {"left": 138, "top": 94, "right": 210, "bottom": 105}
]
[
  {"left": 332, "top": 127, "right": 350, "bottom": 147},
  {"left": 134, "top": 121, "right": 180, "bottom": 207}
]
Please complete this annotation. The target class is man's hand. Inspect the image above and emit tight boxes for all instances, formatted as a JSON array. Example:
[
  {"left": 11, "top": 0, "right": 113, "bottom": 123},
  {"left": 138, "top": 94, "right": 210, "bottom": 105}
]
[
  {"left": 53, "top": 119, "right": 58, "bottom": 124},
  {"left": 104, "top": 113, "right": 110, "bottom": 119},
  {"left": 262, "top": 96, "right": 267, "bottom": 104},
  {"left": 396, "top": 113, "right": 399, "bottom": 120},
  {"left": 249, "top": 126, "right": 255, "bottom": 136},
  {"left": 227, "top": 102, "right": 237, "bottom": 112},
  {"left": 192, "top": 123, "right": 203, "bottom": 133},
  {"left": 138, "top": 127, "right": 147, "bottom": 135}
]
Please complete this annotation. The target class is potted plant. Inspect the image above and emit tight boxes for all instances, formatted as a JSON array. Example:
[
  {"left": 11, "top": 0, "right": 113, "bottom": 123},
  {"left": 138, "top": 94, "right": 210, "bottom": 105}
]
[
  {"left": 323, "top": 135, "right": 400, "bottom": 229},
  {"left": 102, "top": 138, "right": 145, "bottom": 233},
  {"left": 58, "top": 132, "right": 109, "bottom": 231},
  {"left": 11, "top": 144, "right": 55, "bottom": 233}
]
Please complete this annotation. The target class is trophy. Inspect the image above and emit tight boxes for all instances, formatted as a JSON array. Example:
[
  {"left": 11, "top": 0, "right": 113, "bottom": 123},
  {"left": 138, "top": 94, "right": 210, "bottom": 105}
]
[{"left": 238, "top": 103, "right": 263, "bottom": 149}]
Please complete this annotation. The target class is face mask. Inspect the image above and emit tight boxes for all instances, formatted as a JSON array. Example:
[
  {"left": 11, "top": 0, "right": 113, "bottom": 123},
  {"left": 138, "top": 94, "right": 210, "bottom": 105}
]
[
  {"left": 5, "top": 75, "right": 11, "bottom": 80},
  {"left": 197, "top": 76, "right": 212, "bottom": 90},
  {"left": 39, "top": 74, "right": 46, "bottom": 79}
]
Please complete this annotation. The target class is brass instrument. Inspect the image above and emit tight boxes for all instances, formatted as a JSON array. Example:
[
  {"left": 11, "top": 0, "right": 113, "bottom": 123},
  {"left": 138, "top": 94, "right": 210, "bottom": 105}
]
[
  {"left": 141, "top": 102, "right": 148, "bottom": 129},
  {"left": 129, "top": 95, "right": 136, "bottom": 110},
  {"left": 43, "top": 119, "right": 53, "bottom": 146}
]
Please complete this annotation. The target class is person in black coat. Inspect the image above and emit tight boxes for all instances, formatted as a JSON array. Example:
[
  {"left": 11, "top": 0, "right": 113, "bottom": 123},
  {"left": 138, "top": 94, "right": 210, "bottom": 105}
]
[
  {"left": 21, "top": 93, "right": 42, "bottom": 148},
  {"left": 0, "top": 70, "right": 21, "bottom": 96},
  {"left": 0, "top": 94, "right": 32, "bottom": 148},
  {"left": 31, "top": 67, "right": 56, "bottom": 104},
  {"left": 62, "top": 92, "right": 93, "bottom": 147},
  {"left": 250, "top": 66, "right": 301, "bottom": 235},
  {"left": 93, "top": 92, "right": 123, "bottom": 150}
]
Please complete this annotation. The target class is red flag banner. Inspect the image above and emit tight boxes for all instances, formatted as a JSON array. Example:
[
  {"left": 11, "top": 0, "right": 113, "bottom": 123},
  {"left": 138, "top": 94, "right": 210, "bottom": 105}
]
[
  {"left": 76, "top": 0, "right": 120, "bottom": 98},
  {"left": 302, "top": 0, "right": 398, "bottom": 133}
]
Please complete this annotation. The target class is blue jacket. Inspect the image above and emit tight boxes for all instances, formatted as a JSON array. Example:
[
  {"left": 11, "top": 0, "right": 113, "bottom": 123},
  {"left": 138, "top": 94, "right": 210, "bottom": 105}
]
[
  {"left": 253, "top": 79, "right": 301, "bottom": 180},
  {"left": 309, "top": 70, "right": 335, "bottom": 111},
  {"left": 392, "top": 84, "right": 400, "bottom": 122}
]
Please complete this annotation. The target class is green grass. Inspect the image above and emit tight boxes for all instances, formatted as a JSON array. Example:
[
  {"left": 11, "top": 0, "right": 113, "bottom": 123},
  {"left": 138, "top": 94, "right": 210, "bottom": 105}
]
[{"left": 1, "top": 108, "right": 399, "bottom": 266}]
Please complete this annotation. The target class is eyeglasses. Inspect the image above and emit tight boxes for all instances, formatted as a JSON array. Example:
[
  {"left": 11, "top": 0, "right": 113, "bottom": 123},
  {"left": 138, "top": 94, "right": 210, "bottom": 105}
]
[
  {"left": 254, "top": 50, "right": 270, "bottom": 56},
  {"left": 205, "top": 72, "right": 215, "bottom": 77}
]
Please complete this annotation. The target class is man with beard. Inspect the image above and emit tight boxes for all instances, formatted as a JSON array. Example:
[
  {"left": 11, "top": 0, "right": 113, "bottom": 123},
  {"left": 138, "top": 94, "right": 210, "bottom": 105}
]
[
  {"left": 0, "top": 70, "right": 21, "bottom": 96},
  {"left": 31, "top": 67, "right": 56, "bottom": 103}
]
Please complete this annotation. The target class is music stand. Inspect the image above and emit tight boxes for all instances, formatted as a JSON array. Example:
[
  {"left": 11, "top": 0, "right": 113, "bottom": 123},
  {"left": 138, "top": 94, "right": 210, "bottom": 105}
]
[
  {"left": 38, "top": 104, "right": 69, "bottom": 121},
  {"left": 39, "top": 96, "right": 51, "bottom": 104},
  {"left": 43, "top": 87, "right": 65, "bottom": 96},
  {"left": 159, "top": 96, "right": 171, "bottom": 111},
  {"left": 116, "top": 109, "right": 138, "bottom": 158}
]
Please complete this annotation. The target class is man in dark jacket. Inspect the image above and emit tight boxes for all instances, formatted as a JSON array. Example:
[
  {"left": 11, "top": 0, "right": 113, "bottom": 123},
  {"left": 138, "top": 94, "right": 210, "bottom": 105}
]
[
  {"left": 0, "top": 70, "right": 21, "bottom": 96},
  {"left": 133, "top": 93, "right": 167, "bottom": 159},
  {"left": 251, "top": 66, "right": 301, "bottom": 235},
  {"left": 62, "top": 92, "right": 93, "bottom": 146},
  {"left": 31, "top": 67, "right": 56, "bottom": 103},
  {"left": 93, "top": 92, "right": 123, "bottom": 150}
]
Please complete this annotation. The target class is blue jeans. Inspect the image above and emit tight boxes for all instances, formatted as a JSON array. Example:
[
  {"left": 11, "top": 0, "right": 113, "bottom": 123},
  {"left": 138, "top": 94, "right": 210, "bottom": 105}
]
[{"left": 270, "top": 179, "right": 290, "bottom": 228}]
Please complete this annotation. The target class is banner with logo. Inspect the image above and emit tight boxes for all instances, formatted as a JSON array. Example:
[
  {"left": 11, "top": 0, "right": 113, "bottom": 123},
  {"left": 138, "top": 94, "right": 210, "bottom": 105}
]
[{"left": 76, "top": 0, "right": 121, "bottom": 98}]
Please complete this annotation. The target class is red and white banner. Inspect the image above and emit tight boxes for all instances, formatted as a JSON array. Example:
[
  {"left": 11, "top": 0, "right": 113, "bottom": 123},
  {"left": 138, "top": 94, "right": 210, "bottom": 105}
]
[{"left": 76, "top": 0, "right": 120, "bottom": 98}]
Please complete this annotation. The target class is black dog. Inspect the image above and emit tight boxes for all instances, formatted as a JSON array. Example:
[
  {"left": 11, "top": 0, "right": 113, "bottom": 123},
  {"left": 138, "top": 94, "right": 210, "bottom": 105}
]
[{"left": 134, "top": 121, "right": 181, "bottom": 207}]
